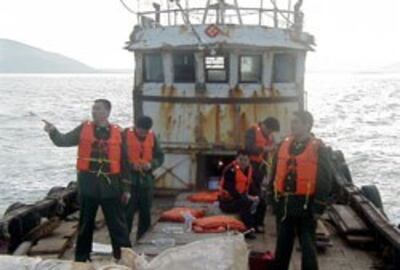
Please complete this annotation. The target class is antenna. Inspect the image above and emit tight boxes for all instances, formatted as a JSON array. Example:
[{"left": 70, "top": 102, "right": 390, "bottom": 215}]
[
  {"left": 170, "top": 0, "right": 205, "bottom": 48},
  {"left": 202, "top": 0, "right": 242, "bottom": 25},
  {"left": 119, "top": 0, "right": 137, "bottom": 14}
]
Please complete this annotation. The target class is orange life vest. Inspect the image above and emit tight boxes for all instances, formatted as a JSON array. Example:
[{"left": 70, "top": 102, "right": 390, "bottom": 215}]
[
  {"left": 125, "top": 128, "right": 155, "bottom": 165},
  {"left": 187, "top": 191, "right": 220, "bottom": 203},
  {"left": 77, "top": 121, "right": 121, "bottom": 174},
  {"left": 192, "top": 215, "right": 246, "bottom": 233},
  {"left": 250, "top": 124, "right": 274, "bottom": 163},
  {"left": 274, "top": 136, "right": 320, "bottom": 196},
  {"left": 159, "top": 207, "right": 206, "bottom": 223},
  {"left": 219, "top": 162, "right": 252, "bottom": 200}
]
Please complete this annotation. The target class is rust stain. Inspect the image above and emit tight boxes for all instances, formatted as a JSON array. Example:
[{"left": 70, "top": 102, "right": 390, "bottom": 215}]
[
  {"left": 201, "top": 105, "right": 219, "bottom": 144},
  {"left": 160, "top": 85, "right": 177, "bottom": 140},
  {"left": 179, "top": 25, "right": 188, "bottom": 33},
  {"left": 230, "top": 86, "right": 244, "bottom": 144},
  {"left": 234, "top": 86, "right": 296, "bottom": 146},
  {"left": 157, "top": 84, "right": 296, "bottom": 149},
  {"left": 203, "top": 108, "right": 214, "bottom": 143},
  {"left": 252, "top": 90, "right": 259, "bottom": 123},
  {"left": 227, "top": 103, "right": 237, "bottom": 141},
  {"left": 263, "top": 86, "right": 274, "bottom": 97},
  {"left": 272, "top": 87, "right": 281, "bottom": 96},
  {"left": 220, "top": 27, "right": 231, "bottom": 38},
  {"left": 229, "top": 85, "right": 244, "bottom": 98},
  {"left": 193, "top": 86, "right": 249, "bottom": 147},
  {"left": 239, "top": 112, "right": 248, "bottom": 146},
  {"left": 194, "top": 109, "right": 208, "bottom": 143},
  {"left": 215, "top": 104, "right": 221, "bottom": 144}
]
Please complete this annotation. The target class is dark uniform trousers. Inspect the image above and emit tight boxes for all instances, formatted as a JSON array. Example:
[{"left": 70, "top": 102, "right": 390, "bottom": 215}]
[
  {"left": 250, "top": 161, "right": 269, "bottom": 230},
  {"left": 219, "top": 196, "right": 266, "bottom": 229},
  {"left": 47, "top": 124, "right": 132, "bottom": 262},
  {"left": 125, "top": 184, "right": 154, "bottom": 240},
  {"left": 250, "top": 161, "right": 267, "bottom": 198},
  {"left": 270, "top": 137, "right": 332, "bottom": 270},
  {"left": 274, "top": 214, "right": 318, "bottom": 270},
  {"left": 75, "top": 193, "right": 131, "bottom": 262}
]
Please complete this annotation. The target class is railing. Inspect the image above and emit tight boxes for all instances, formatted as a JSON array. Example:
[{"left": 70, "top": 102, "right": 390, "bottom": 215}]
[{"left": 136, "top": 7, "right": 303, "bottom": 31}]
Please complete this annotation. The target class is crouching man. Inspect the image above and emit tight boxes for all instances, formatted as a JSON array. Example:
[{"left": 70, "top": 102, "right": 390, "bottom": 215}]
[{"left": 218, "top": 149, "right": 266, "bottom": 239}]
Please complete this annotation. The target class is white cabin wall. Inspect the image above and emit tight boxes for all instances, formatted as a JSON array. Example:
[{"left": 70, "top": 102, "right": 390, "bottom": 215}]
[
  {"left": 229, "top": 51, "right": 239, "bottom": 89},
  {"left": 194, "top": 51, "right": 205, "bottom": 84},
  {"left": 129, "top": 26, "right": 312, "bottom": 51},
  {"left": 262, "top": 51, "right": 273, "bottom": 89},
  {"left": 134, "top": 53, "right": 143, "bottom": 87},
  {"left": 130, "top": 23, "right": 314, "bottom": 190},
  {"left": 140, "top": 48, "right": 302, "bottom": 146},
  {"left": 138, "top": 49, "right": 304, "bottom": 189},
  {"left": 296, "top": 51, "right": 306, "bottom": 85},
  {"left": 296, "top": 50, "right": 306, "bottom": 109},
  {"left": 163, "top": 51, "right": 174, "bottom": 86}
]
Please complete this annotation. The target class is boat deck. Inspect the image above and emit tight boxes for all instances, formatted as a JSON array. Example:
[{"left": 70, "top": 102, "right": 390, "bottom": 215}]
[{"left": 31, "top": 192, "right": 379, "bottom": 269}]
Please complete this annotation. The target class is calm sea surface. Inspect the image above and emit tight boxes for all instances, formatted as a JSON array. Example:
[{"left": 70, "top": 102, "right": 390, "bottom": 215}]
[{"left": 0, "top": 73, "right": 399, "bottom": 224}]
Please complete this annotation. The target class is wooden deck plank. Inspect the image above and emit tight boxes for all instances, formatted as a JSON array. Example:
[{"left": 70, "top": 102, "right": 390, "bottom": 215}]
[
  {"left": 52, "top": 221, "right": 78, "bottom": 238},
  {"left": 346, "top": 235, "right": 375, "bottom": 245},
  {"left": 59, "top": 197, "right": 379, "bottom": 269},
  {"left": 29, "top": 237, "right": 73, "bottom": 256},
  {"left": 316, "top": 219, "right": 331, "bottom": 239},
  {"left": 330, "top": 205, "right": 369, "bottom": 234},
  {"left": 28, "top": 221, "right": 78, "bottom": 256}
]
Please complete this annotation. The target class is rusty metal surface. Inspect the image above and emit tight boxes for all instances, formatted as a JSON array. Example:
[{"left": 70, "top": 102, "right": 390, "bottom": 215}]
[
  {"left": 134, "top": 82, "right": 300, "bottom": 189},
  {"left": 139, "top": 84, "right": 298, "bottom": 147},
  {"left": 136, "top": 94, "right": 298, "bottom": 104},
  {"left": 127, "top": 25, "right": 314, "bottom": 51}
]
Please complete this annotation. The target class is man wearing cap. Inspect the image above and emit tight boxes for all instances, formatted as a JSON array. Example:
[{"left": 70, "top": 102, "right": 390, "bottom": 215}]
[
  {"left": 122, "top": 116, "right": 164, "bottom": 240},
  {"left": 270, "top": 111, "right": 333, "bottom": 270}
]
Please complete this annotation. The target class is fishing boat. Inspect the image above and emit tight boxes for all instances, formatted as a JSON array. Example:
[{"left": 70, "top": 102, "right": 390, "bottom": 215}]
[{"left": 0, "top": 0, "right": 399, "bottom": 269}]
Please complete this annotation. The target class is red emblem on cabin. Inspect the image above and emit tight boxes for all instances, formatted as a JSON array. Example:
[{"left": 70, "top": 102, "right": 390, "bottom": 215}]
[{"left": 205, "top": 24, "right": 221, "bottom": 38}]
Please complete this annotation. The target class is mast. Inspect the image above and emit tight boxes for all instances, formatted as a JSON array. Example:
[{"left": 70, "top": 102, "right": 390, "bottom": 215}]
[{"left": 202, "top": 0, "right": 242, "bottom": 25}]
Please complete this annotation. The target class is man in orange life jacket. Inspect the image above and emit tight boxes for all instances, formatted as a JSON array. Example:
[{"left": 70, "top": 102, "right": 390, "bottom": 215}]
[
  {"left": 245, "top": 118, "right": 280, "bottom": 196},
  {"left": 121, "top": 116, "right": 164, "bottom": 240},
  {"left": 218, "top": 149, "right": 266, "bottom": 240},
  {"left": 270, "top": 111, "right": 332, "bottom": 270},
  {"left": 43, "top": 99, "right": 131, "bottom": 262}
]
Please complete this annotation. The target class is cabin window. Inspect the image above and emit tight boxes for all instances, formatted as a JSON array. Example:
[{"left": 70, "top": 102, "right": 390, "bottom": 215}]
[
  {"left": 273, "top": 53, "right": 296, "bottom": 83},
  {"left": 143, "top": 53, "right": 164, "bottom": 82},
  {"left": 240, "top": 55, "right": 262, "bottom": 83},
  {"left": 173, "top": 53, "right": 195, "bottom": 82},
  {"left": 205, "top": 55, "right": 228, "bottom": 82}
]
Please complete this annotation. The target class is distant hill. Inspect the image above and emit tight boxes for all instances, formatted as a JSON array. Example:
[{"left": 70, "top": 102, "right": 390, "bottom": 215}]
[{"left": 0, "top": 39, "right": 96, "bottom": 73}]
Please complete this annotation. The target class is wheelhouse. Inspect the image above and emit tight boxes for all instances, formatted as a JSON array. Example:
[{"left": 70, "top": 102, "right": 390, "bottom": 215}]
[{"left": 126, "top": 0, "right": 315, "bottom": 191}]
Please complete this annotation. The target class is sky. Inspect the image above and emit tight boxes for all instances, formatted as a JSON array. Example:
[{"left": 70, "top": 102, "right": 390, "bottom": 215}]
[{"left": 0, "top": 0, "right": 399, "bottom": 71}]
